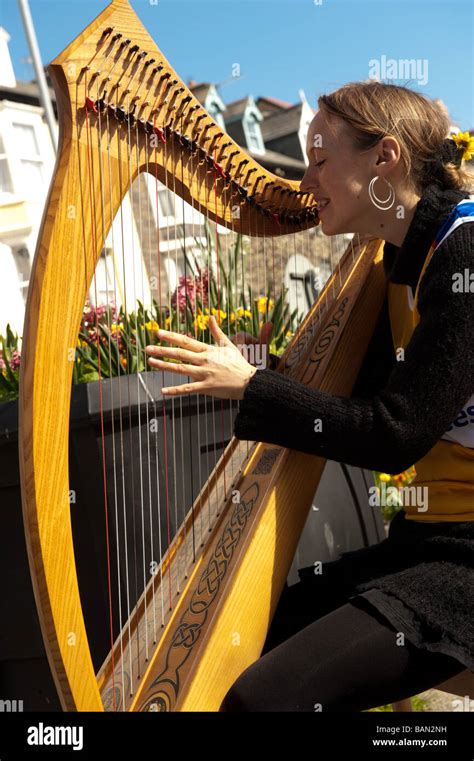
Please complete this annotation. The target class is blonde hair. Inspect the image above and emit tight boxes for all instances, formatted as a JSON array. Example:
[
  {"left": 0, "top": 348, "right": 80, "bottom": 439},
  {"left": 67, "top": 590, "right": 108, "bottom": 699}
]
[{"left": 318, "top": 81, "right": 474, "bottom": 193}]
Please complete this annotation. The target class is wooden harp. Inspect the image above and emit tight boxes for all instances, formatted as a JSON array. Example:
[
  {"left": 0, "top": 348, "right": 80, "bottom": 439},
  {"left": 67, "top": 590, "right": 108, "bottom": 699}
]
[{"left": 18, "top": 0, "right": 386, "bottom": 712}]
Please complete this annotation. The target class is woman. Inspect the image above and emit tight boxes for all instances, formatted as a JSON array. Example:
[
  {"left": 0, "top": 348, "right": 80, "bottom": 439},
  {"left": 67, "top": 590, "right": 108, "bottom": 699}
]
[{"left": 145, "top": 82, "right": 474, "bottom": 712}]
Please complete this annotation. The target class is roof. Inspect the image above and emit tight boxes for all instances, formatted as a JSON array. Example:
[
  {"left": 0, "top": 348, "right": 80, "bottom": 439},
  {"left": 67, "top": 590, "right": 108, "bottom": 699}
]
[
  {"left": 224, "top": 96, "right": 251, "bottom": 120},
  {"left": 256, "top": 96, "right": 293, "bottom": 117},
  {"left": 260, "top": 103, "right": 305, "bottom": 141},
  {"left": 190, "top": 82, "right": 214, "bottom": 103},
  {"left": 258, "top": 95, "right": 293, "bottom": 109},
  {"left": 0, "top": 77, "right": 56, "bottom": 108}
]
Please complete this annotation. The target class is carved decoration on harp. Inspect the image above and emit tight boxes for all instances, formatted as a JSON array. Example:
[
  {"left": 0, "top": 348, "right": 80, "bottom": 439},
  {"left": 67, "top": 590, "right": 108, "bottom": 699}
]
[{"left": 18, "top": 0, "right": 387, "bottom": 712}]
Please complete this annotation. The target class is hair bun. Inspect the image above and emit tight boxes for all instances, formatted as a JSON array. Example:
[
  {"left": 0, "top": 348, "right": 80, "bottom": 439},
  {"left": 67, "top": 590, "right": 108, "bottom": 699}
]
[{"left": 441, "top": 138, "right": 462, "bottom": 167}]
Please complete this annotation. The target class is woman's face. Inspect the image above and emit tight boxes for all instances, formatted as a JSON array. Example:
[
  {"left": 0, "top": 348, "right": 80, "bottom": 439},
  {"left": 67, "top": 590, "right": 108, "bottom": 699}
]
[{"left": 300, "top": 109, "right": 380, "bottom": 237}]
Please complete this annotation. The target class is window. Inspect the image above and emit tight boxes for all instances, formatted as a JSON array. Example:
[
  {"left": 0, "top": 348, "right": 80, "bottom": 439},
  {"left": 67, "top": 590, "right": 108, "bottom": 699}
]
[
  {"left": 12, "top": 122, "right": 45, "bottom": 190},
  {"left": 0, "top": 134, "right": 13, "bottom": 193},
  {"left": 207, "top": 102, "right": 224, "bottom": 128},
  {"left": 246, "top": 116, "right": 263, "bottom": 152},
  {"left": 89, "top": 247, "right": 116, "bottom": 306},
  {"left": 13, "top": 245, "right": 31, "bottom": 303},
  {"left": 158, "top": 186, "right": 175, "bottom": 218}
]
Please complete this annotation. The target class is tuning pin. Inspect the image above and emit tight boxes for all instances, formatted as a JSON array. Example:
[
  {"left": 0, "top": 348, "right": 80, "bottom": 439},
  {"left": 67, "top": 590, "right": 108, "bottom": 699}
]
[
  {"left": 84, "top": 97, "right": 97, "bottom": 113},
  {"left": 115, "top": 106, "right": 126, "bottom": 122}
]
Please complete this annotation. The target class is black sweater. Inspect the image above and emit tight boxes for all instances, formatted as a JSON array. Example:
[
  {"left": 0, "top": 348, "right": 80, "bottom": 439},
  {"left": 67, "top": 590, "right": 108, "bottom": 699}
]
[{"left": 233, "top": 183, "right": 474, "bottom": 474}]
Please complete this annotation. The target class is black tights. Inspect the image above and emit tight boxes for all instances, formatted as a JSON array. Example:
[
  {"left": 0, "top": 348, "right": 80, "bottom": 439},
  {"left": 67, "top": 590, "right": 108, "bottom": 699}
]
[{"left": 220, "top": 577, "right": 466, "bottom": 712}]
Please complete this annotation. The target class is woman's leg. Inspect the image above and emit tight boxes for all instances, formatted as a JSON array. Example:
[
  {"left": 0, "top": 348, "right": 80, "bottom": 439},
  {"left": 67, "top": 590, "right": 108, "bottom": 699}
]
[
  {"left": 220, "top": 585, "right": 466, "bottom": 712},
  {"left": 261, "top": 568, "right": 354, "bottom": 655}
]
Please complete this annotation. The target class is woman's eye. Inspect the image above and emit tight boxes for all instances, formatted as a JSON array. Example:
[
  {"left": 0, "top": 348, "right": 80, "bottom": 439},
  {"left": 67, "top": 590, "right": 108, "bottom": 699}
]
[{"left": 315, "top": 160, "right": 326, "bottom": 168}]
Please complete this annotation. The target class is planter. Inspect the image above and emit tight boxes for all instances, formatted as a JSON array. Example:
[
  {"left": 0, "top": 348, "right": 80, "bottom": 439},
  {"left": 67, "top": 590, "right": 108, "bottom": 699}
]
[{"left": 0, "top": 371, "right": 383, "bottom": 710}]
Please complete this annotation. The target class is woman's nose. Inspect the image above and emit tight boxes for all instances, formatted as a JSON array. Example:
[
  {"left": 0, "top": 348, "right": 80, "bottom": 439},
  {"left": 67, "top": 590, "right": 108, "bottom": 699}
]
[{"left": 300, "top": 172, "right": 314, "bottom": 194}]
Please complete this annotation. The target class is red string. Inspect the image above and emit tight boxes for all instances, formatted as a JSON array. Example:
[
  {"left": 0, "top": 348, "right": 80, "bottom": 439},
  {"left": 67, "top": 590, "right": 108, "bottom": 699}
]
[
  {"left": 153, "top": 113, "right": 173, "bottom": 610},
  {"left": 84, "top": 82, "right": 116, "bottom": 711},
  {"left": 213, "top": 149, "right": 226, "bottom": 499}
]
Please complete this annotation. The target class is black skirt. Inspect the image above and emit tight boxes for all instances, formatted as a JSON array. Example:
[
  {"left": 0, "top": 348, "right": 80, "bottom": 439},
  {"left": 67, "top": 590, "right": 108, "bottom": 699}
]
[{"left": 297, "top": 509, "right": 474, "bottom": 672}]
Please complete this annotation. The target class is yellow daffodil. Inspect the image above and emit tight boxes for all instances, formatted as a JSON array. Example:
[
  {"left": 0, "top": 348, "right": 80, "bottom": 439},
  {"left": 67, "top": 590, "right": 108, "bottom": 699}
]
[
  {"left": 145, "top": 320, "right": 159, "bottom": 332},
  {"left": 193, "top": 313, "right": 209, "bottom": 331},
  {"left": 257, "top": 297, "right": 274, "bottom": 314},
  {"left": 451, "top": 131, "right": 474, "bottom": 161},
  {"left": 211, "top": 308, "right": 227, "bottom": 324},
  {"left": 236, "top": 307, "right": 252, "bottom": 319}
]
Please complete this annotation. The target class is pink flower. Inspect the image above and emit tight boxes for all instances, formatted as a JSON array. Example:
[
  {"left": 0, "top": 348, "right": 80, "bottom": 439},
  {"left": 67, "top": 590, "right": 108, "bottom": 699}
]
[
  {"left": 10, "top": 350, "right": 21, "bottom": 371},
  {"left": 195, "top": 267, "right": 209, "bottom": 307},
  {"left": 170, "top": 268, "right": 211, "bottom": 313},
  {"left": 171, "top": 275, "right": 196, "bottom": 312}
]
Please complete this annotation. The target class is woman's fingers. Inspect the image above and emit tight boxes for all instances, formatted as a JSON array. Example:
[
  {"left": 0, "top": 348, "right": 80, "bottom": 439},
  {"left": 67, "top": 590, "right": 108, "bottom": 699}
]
[
  {"left": 260, "top": 321, "right": 273, "bottom": 345},
  {"left": 145, "top": 344, "right": 205, "bottom": 365},
  {"left": 209, "top": 315, "right": 234, "bottom": 347},
  {"left": 147, "top": 356, "right": 206, "bottom": 377},
  {"left": 160, "top": 381, "right": 208, "bottom": 397},
  {"left": 155, "top": 329, "right": 207, "bottom": 352},
  {"left": 231, "top": 331, "right": 258, "bottom": 346}
]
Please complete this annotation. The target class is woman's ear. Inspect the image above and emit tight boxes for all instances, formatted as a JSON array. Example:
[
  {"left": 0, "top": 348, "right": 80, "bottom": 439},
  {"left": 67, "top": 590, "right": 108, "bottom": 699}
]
[{"left": 376, "top": 136, "right": 401, "bottom": 172}]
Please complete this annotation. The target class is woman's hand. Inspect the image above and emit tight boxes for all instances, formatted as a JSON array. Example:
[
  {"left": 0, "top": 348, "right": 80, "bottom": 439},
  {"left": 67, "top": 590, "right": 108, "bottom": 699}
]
[
  {"left": 230, "top": 321, "right": 277, "bottom": 370},
  {"left": 230, "top": 320, "right": 273, "bottom": 352},
  {"left": 145, "top": 316, "right": 258, "bottom": 400}
]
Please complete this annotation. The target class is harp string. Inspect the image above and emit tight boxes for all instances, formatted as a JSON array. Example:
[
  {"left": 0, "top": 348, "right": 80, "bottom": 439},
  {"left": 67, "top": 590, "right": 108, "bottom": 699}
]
[
  {"left": 150, "top": 115, "right": 168, "bottom": 631},
  {"left": 185, "top": 115, "right": 212, "bottom": 543},
  {"left": 142, "top": 110, "right": 161, "bottom": 646},
  {"left": 83, "top": 69, "right": 118, "bottom": 708},
  {"left": 95, "top": 69, "right": 122, "bottom": 707},
  {"left": 102, "top": 78, "right": 129, "bottom": 707},
  {"left": 124, "top": 65, "right": 146, "bottom": 686},
  {"left": 170, "top": 114, "right": 194, "bottom": 582},
  {"left": 134, "top": 92, "right": 150, "bottom": 665}
]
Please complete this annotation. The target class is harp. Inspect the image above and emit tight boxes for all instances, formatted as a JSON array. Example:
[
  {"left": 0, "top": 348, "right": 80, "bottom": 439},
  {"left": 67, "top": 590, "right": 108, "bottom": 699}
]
[{"left": 18, "top": 0, "right": 386, "bottom": 712}]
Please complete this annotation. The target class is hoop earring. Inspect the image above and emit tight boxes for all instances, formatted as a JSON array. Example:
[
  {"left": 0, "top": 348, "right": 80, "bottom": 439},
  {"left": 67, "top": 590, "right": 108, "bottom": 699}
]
[{"left": 368, "top": 176, "right": 395, "bottom": 211}]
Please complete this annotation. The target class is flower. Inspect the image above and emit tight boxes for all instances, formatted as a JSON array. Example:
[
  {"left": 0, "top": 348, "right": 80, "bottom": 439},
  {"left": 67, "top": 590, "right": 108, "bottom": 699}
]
[
  {"left": 145, "top": 320, "right": 159, "bottom": 332},
  {"left": 171, "top": 275, "right": 195, "bottom": 312},
  {"left": 257, "top": 297, "right": 274, "bottom": 314},
  {"left": 236, "top": 307, "right": 252, "bottom": 319},
  {"left": 211, "top": 308, "right": 226, "bottom": 324},
  {"left": 193, "top": 313, "right": 209, "bottom": 332},
  {"left": 451, "top": 131, "right": 474, "bottom": 162},
  {"left": 9, "top": 350, "right": 21, "bottom": 371}
]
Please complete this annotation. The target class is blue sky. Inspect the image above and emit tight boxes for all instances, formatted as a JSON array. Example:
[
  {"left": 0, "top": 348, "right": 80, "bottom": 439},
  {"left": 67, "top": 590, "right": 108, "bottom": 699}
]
[{"left": 1, "top": 0, "right": 473, "bottom": 128}]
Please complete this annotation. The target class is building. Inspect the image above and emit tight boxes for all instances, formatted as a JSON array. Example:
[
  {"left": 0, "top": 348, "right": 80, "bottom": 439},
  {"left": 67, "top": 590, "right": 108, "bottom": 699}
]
[
  {"left": 0, "top": 27, "right": 57, "bottom": 334},
  {"left": 0, "top": 27, "right": 342, "bottom": 339}
]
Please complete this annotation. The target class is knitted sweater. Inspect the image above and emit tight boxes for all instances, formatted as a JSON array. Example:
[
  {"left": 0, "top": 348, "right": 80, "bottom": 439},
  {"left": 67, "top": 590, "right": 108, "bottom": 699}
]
[{"left": 233, "top": 183, "right": 474, "bottom": 475}]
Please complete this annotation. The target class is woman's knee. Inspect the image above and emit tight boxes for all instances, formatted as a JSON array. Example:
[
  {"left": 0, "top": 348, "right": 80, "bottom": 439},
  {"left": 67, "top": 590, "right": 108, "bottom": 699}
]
[{"left": 219, "top": 669, "right": 260, "bottom": 712}]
